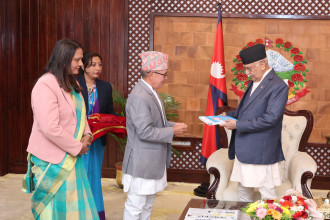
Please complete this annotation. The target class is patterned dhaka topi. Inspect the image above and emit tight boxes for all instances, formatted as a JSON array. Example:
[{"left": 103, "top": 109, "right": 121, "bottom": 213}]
[{"left": 139, "top": 51, "right": 168, "bottom": 71}]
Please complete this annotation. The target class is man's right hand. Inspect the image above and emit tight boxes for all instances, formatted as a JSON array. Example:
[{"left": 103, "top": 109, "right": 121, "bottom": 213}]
[{"left": 173, "top": 123, "right": 188, "bottom": 135}]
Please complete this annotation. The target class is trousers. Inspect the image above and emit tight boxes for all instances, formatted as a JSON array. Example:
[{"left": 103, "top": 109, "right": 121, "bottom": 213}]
[
  {"left": 238, "top": 182, "right": 277, "bottom": 202},
  {"left": 123, "top": 187, "right": 156, "bottom": 220}
]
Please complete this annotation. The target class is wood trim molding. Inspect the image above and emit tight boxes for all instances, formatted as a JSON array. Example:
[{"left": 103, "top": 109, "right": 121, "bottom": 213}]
[
  {"left": 149, "top": 11, "right": 330, "bottom": 50},
  {"left": 151, "top": 11, "right": 330, "bottom": 20},
  {"left": 206, "top": 167, "right": 220, "bottom": 200},
  {"left": 167, "top": 168, "right": 209, "bottom": 183},
  {"left": 301, "top": 171, "right": 314, "bottom": 198},
  {"left": 124, "top": 0, "right": 129, "bottom": 96}
]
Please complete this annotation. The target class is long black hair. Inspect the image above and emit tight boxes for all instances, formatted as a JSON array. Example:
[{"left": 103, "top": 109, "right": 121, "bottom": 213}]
[{"left": 43, "top": 39, "right": 82, "bottom": 93}]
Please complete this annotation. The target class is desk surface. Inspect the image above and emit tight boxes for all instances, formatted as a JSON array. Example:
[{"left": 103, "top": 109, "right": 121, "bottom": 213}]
[{"left": 178, "top": 198, "right": 250, "bottom": 220}]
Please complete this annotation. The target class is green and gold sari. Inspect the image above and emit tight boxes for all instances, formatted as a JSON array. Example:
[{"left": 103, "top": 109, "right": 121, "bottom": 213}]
[{"left": 22, "top": 90, "right": 99, "bottom": 220}]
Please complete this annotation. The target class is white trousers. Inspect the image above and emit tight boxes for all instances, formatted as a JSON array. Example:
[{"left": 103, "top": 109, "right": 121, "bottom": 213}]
[
  {"left": 238, "top": 182, "right": 277, "bottom": 202},
  {"left": 123, "top": 188, "right": 156, "bottom": 220}
]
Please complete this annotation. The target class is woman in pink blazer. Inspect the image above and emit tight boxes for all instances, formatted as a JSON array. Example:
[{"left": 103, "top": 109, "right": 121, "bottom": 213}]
[{"left": 22, "top": 39, "right": 99, "bottom": 219}]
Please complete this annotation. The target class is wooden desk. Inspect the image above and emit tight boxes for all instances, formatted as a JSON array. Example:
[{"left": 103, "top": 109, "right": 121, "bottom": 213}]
[{"left": 179, "top": 198, "right": 249, "bottom": 220}]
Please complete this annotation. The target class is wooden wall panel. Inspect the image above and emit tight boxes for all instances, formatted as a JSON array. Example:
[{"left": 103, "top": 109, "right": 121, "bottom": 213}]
[
  {"left": 0, "top": 0, "right": 8, "bottom": 175},
  {"left": 20, "top": 0, "right": 33, "bottom": 170},
  {"left": 47, "top": 0, "right": 57, "bottom": 59},
  {"left": 0, "top": 0, "right": 128, "bottom": 176},
  {"left": 7, "top": 0, "right": 21, "bottom": 172}
]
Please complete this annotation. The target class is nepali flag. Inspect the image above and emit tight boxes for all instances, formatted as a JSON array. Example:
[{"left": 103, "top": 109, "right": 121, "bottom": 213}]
[{"left": 200, "top": 3, "right": 227, "bottom": 165}]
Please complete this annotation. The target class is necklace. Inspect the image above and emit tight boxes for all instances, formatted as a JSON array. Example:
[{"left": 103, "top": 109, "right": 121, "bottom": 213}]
[
  {"left": 87, "top": 82, "right": 96, "bottom": 117},
  {"left": 87, "top": 83, "right": 94, "bottom": 95},
  {"left": 87, "top": 86, "right": 93, "bottom": 94}
]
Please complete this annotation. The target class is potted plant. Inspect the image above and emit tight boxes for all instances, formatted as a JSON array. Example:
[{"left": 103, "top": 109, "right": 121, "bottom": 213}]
[{"left": 111, "top": 88, "right": 181, "bottom": 188}]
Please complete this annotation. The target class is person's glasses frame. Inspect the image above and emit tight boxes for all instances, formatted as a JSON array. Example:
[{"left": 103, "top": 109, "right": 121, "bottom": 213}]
[
  {"left": 243, "top": 61, "right": 261, "bottom": 72},
  {"left": 153, "top": 71, "right": 167, "bottom": 77}
]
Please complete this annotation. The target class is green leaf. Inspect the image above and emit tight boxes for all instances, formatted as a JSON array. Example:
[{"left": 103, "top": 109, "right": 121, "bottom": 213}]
[
  {"left": 300, "top": 82, "right": 304, "bottom": 87},
  {"left": 276, "top": 70, "right": 295, "bottom": 80},
  {"left": 233, "top": 77, "right": 237, "bottom": 81},
  {"left": 293, "top": 61, "right": 297, "bottom": 65},
  {"left": 112, "top": 88, "right": 127, "bottom": 117},
  {"left": 305, "top": 69, "right": 309, "bottom": 72},
  {"left": 303, "top": 79, "right": 307, "bottom": 82},
  {"left": 235, "top": 70, "right": 238, "bottom": 74},
  {"left": 303, "top": 60, "right": 307, "bottom": 64},
  {"left": 302, "top": 72, "right": 306, "bottom": 76},
  {"left": 294, "top": 86, "right": 299, "bottom": 90},
  {"left": 291, "top": 54, "right": 294, "bottom": 57},
  {"left": 299, "top": 51, "right": 303, "bottom": 54},
  {"left": 233, "top": 58, "right": 237, "bottom": 62},
  {"left": 240, "top": 85, "right": 245, "bottom": 89},
  {"left": 295, "top": 81, "right": 298, "bottom": 85},
  {"left": 171, "top": 146, "right": 181, "bottom": 157},
  {"left": 108, "top": 132, "right": 127, "bottom": 153},
  {"left": 159, "top": 93, "right": 181, "bottom": 121},
  {"left": 231, "top": 67, "right": 235, "bottom": 71},
  {"left": 235, "top": 81, "right": 239, "bottom": 86}
]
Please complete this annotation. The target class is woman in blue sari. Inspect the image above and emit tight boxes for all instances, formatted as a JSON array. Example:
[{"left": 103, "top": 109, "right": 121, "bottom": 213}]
[
  {"left": 22, "top": 39, "right": 99, "bottom": 220},
  {"left": 77, "top": 52, "right": 116, "bottom": 220}
]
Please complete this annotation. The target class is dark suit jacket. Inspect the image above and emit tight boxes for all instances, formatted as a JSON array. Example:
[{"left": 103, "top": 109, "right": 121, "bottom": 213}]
[
  {"left": 226, "top": 69, "right": 288, "bottom": 165},
  {"left": 77, "top": 75, "right": 115, "bottom": 145}
]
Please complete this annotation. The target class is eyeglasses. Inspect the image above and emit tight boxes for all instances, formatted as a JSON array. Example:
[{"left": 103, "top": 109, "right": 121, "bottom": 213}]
[
  {"left": 153, "top": 71, "right": 167, "bottom": 77},
  {"left": 244, "top": 62, "right": 260, "bottom": 72}
]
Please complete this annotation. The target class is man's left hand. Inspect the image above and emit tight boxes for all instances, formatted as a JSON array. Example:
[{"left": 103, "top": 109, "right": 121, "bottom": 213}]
[{"left": 221, "top": 119, "right": 236, "bottom": 130}]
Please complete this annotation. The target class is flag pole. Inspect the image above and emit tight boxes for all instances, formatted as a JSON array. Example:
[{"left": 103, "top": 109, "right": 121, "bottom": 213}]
[{"left": 195, "top": 0, "right": 228, "bottom": 197}]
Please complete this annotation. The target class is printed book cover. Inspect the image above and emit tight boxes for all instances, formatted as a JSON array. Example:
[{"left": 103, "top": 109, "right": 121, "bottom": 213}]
[
  {"left": 185, "top": 208, "right": 238, "bottom": 220},
  {"left": 199, "top": 115, "right": 237, "bottom": 126}
]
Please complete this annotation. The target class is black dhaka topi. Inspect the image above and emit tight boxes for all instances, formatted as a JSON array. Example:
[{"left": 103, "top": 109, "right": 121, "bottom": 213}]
[{"left": 239, "top": 44, "right": 266, "bottom": 65}]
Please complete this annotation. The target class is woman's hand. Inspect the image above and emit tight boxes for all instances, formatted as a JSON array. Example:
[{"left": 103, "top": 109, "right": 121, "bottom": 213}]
[{"left": 78, "top": 135, "right": 92, "bottom": 155}]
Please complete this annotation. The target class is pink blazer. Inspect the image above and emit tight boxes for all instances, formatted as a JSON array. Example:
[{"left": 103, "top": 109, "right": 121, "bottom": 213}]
[{"left": 27, "top": 73, "right": 91, "bottom": 164}]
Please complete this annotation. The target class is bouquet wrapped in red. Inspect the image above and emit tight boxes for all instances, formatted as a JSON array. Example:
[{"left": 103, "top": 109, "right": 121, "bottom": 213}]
[{"left": 87, "top": 113, "right": 126, "bottom": 143}]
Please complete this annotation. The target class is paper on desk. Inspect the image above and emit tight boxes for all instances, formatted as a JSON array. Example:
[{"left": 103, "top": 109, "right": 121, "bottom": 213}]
[
  {"left": 199, "top": 115, "right": 237, "bottom": 126},
  {"left": 185, "top": 208, "right": 238, "bottom": 220}
]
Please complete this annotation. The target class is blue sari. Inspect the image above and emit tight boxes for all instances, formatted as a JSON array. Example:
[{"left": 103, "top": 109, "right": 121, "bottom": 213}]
[{"left": 82, "top": 86, "right": 106, "bottom": 220}]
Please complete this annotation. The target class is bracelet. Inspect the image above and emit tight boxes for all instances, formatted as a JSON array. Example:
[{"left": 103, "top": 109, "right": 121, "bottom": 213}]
[{"left": 84, "top": 133, "right": 93, "bottom": 140}]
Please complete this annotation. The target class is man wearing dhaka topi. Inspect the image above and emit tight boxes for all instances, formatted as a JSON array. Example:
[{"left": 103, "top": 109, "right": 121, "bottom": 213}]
[
  {"left": 122, "top": 51, "right": 188, "bottom": 219},
  {"left": 220, "top": 44, "right": 289, "bottom": 202}
]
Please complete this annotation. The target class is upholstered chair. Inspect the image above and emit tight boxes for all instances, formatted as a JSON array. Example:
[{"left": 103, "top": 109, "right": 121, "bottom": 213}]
[{"left": 206, "top": 107, "right": 317, "bottom": 200}]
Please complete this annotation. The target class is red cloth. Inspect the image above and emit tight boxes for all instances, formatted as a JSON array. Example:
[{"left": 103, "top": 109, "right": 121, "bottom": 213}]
[
  {"left": 200, "top": 4, "right": 228, "bottom": 165},
  {"left": 87, "top": 113, "right": 126, "bottom": 143}
]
